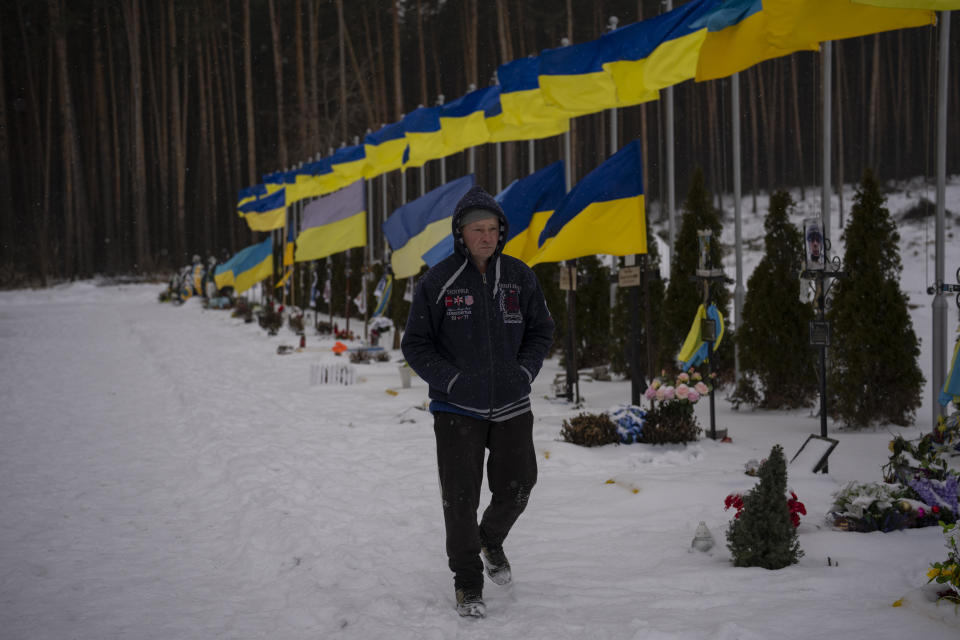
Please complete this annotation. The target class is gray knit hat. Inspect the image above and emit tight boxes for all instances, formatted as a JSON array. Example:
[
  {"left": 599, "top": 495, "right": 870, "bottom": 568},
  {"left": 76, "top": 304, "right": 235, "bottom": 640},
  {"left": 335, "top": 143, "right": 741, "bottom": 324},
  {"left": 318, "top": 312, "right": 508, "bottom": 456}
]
[{"left": 458, "top": 207, "right": 499, "bottom": 229}]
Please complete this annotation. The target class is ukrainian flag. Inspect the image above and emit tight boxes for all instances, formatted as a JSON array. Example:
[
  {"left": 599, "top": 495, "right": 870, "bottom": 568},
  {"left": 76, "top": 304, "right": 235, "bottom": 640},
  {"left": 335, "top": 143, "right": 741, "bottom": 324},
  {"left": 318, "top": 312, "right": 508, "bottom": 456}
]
[
  {"left": 383, "top": 174, "right": 475, "bottom": 278},
  {"left": 364, "top": 121, "right": 407, "bottom": 178},
  {"left": 483, "top": 84, "right": 570, "bottom": 143},
  {"left": 330, "top": 144, "right": 368, "bottom": 190},
  {"left": 232, "top": 237, "right": 274, "bottom": 295},
  {"left": 295, "top": 180, "right": 367, "bottom": 262},
  {"left": 694, "top": 0, "right": 818, "bottom": 82},
  {"left": 764, "top": 0, "right": 934, "bottom": 48},
  {"left": 537, "top": 38, "right": 630, "bottom": 116},
  {"left": 500, "top": 161, "right": 566, "bottom": 264},
  {"left": 238, "top": 184, "right": 267, "bottom": 213},
  {"left": 439, "top": 86, "right": 495, "bottom": 155},
  {"left": 285, "top": 159, "right": 335, "bottom": 204},
  {"left": 214, "top": 243, "right": 258, "bottom": 290},
  {"left": 240, "top": 188, "right": 287, "bottom": 232},
  {"left": 528, "top": 140, "right": 646, "bottom": 266},
  {"left": 497, "top": 57, "right": 573, "bottom": 127},
  {"left": 677, "top": 303, "right": 725, "bottom": 370},
  {"left": 601, "top": 0, "right": 718, "bottom": 103},
  {"left": 940, "top": 338, "right": 960, "bottom": 407},
  {"left": 402, "top": 106, "right": 446, "bottom": 169}
]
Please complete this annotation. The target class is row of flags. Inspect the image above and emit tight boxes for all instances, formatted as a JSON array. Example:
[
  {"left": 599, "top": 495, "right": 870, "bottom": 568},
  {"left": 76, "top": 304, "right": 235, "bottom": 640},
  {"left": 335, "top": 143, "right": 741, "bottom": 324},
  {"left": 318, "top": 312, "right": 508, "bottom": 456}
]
[
  {"left": 235, "top": 0, "right": 941, "bottom": 232},
  {"left": 217, "top": 139, "right": 648, "bottom": 292}
]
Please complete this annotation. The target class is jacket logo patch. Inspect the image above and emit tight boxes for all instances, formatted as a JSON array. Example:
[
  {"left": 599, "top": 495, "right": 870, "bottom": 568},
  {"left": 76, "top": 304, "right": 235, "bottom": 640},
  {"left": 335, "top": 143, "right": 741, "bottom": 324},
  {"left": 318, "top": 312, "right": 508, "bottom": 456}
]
[
  {"left": 444, "top": 288, "right": 473, "bottom": 320},
  {"left": 500, "top": 285, "right": 522, "bottom": 324}
]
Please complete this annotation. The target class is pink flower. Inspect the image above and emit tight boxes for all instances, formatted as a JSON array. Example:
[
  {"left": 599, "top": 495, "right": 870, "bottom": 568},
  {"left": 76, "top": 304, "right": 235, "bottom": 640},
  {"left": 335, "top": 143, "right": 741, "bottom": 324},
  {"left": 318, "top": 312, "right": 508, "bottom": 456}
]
[
  {"left": 917, "top": 507, "right": 926, "bottom": 517},
  {"left": 688, "top": 391, "right": 700, "bottom": 404},
  {"left": 677, "top": 372, "right": 690, "bottom": 383},
  {"left": 655, "top": 388, "right": 665, "bottom": 402},
  {"left": 695, "top": 381, "right": 709, "bottom": 395},
  {"left": 675, "top": 384, "right": 690, "bottom": 399},
  {"left": 663, "top": 386, "right": 676, "bottom": 401},
  {"left": 651, "top": 380, "right": 661, "bottom": 390},
  {"left": 644, "top": 386, "right": 657, "bottom": 400}
]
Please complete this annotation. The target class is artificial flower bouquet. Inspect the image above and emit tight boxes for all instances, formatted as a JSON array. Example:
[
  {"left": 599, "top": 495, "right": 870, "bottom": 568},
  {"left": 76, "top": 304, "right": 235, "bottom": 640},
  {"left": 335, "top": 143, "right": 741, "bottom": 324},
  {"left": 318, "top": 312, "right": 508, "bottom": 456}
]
[
  {"left": 828, "top": 480, "right": 956, "bottom": 532},
  {"left": 640, "top": 369, "right": 712, "bottom": 444}
]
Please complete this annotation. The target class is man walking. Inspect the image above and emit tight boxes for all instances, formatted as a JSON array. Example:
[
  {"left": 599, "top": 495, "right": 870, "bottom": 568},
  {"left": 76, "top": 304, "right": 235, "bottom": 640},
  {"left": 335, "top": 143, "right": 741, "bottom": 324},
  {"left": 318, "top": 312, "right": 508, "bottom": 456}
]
[{"left": 401, "top": 185, "right": 555, "bottom": 618}]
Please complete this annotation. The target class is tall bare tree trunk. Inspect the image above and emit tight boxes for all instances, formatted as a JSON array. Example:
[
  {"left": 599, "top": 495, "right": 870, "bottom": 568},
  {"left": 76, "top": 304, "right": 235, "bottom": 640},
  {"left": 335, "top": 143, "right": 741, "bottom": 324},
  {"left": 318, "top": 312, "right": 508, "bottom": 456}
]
[
  {"left": 308, "top": 0, "right": 320, "bottom": 145},
  {"left": 121, "top": 0, "right": 151, "bottom": 271},
  {"left": 93, "top": 7, "right": 116, "bottom": 272},
  {"left": 756, "top": 66, "right": 774, "bottom": 192},
  {"left": 294, "top": 0, "right": 308, "bottom": 158},
  {"left": 747, "top": 67, "right": 759, "bottom": 212},
  {"left": 224, "top": 6, "right": 244, "bottom": 248},
  {"left": 392, "top": 1, "right": 403, "bottom": 118},
  {"left": 106, "top": 11, "right": 127, "bottom": 270},
  {"left": 168, "top": 3, "right": 186, "bottom": 265},
  {"left": 144, "top": 2, "right": 169, "bottom": 264},
  {"left": 268, "top": 0, "right": 288, "bottom": 166},
  {"left": 243, "top": 0, "right": 257, "bottom": 184},
  {"left": 337, "top": 0, "right": 348, "bottom": 141},
  {"left": 373, "top": 9, "right": 388, "bottom": 124},
  {"left": 0, "top": 25, "right": 14, "bottom": 270},
  {"left": 345, "top": 22, "right": 376, "bottom": 130},
  {"left": 195, "top": 11, "right": 212, "bottom": 255},
  {"left": 417, "top": 0, "right": 428, "bottom": 106},
  {"left": 867, "top": 34, "right": 881, "bottom": 172},
  {"left": 51, "top": 0, "right": 89, "bottom": 277},
  {"left": 789, "top": 55, "right": 806, "bottom": 200},
  {"left": 360, "top": 10, "right": 379, "bottom": 125}
]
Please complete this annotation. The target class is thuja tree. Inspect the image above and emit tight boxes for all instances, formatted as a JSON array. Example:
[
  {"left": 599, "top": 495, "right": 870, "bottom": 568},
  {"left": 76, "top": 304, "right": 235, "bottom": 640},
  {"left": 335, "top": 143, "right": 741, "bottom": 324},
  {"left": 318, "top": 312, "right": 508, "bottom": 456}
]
[
  {"left": 727, "top": 445, "right": 802, "bottom": 569},
  {"left": 573, "top": 256, "right": 614, "bottom": 368},
  {"left": 736, "top": 190, "right": 817, "bottom": 408},
  {"left": 611, "top": 218, "right": 666, "bottom": 380},
  {"left": 827, "top": 170, "right": 923, "bottom": 428},
  {"left": 661, "top": 168, "right": 732, "bottom": 378}
]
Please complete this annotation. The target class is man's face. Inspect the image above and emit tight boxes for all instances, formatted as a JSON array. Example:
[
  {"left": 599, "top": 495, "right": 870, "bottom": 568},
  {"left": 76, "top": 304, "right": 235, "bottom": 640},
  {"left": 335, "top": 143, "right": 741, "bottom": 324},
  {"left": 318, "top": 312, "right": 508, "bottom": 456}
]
[
  {"left": 809, "top": 235, "right": 822, "bottom": 258},
  {"left": 462, "top": 218, "right": 499, "bottom": 263}
]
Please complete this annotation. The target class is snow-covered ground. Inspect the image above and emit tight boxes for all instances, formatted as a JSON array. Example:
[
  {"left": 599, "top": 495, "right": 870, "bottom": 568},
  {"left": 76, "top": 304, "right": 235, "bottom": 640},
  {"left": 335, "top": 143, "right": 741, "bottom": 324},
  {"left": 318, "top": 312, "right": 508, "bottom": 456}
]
[{"left": 1, "top": 180, "right": 959, "bottom": 639}]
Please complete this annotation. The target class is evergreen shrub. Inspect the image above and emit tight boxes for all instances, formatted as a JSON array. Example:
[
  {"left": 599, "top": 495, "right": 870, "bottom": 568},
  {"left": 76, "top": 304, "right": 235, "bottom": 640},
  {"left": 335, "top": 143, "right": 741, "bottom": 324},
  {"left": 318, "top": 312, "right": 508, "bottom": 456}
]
[{"left": 726, "top": 445, "right": 803, "bottom": 569}]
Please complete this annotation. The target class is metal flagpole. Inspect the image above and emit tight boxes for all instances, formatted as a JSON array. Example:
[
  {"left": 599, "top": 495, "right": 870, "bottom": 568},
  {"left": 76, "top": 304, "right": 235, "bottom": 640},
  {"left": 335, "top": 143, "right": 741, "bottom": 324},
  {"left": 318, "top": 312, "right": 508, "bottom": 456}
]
[
  {"left": 732, "top": 72, "right": 743, "bottom": 384},
  {"left": 821, "top": 41, "right": 832, "bottom": 244},
  {"left": 437, "top": 95, "right": 447, "bottom": 185},
  {"left": 932, "top": 11, "right": 951, "bottom": 424},
  {"left": 665, "top": 1, "right": 675, "bottom": 266}
]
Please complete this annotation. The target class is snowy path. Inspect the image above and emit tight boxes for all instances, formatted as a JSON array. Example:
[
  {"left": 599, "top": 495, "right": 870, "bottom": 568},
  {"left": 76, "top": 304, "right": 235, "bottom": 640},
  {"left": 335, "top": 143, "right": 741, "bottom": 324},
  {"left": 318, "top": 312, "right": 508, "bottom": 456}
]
[{"left": 1, "top": 282, "right": 958, "bottom": 639}]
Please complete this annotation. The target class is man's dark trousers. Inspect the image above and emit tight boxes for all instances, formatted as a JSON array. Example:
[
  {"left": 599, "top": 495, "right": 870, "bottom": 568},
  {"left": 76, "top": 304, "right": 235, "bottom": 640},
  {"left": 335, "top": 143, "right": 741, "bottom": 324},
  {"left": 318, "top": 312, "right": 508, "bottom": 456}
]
[{"left": 433, "top": 410, "right": 537, "bottom": 591}]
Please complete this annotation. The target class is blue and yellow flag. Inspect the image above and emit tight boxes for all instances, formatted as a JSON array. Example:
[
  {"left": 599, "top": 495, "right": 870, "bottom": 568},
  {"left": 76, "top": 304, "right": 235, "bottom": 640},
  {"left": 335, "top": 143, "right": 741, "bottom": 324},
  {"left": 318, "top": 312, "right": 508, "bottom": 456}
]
[
  {"left": 764, "top": 0, "right": 934, "bottom": 48},
  {"left": 694, "top": 0, "right": 818, "bottom": 82},
  {"left": 500, "top": 161, "right": 566, "bottom": 264},
  {"left": 364, "top": 121, "right": 407, "bottom": 178},
  {"left": 601, "top": 0, "right": 718, "bottom": 103},
  {"left": 939, "top": 336, "right": 960, "bottom": 407},
  {"left": 370, "top": 273, "right": 394, "bottom": 318},
  {"left": 285, "top": 159, "right": 335, "bottom": 204},
  {"left": 383, "top": 174, "right": 475, "bottom": 278},
  {"left": 497, "top": 57, "right": 576, "bottom": 127},
  {"left": 529, "top": 140, "right": 646, "bottom": 266},
  {"left": 213, "top": 243, "right": 257, "bottom": 290},
  {"left": 537, "top": 38, "right": 629, "bottom": 116},
  {"left": 402, "top": 106, "right": 446, "bottom": 169},
  {"left": 232, "top": 238, "right": 274, "bottom": 295},
  {"left": 483, "top": 84, "right": 570, "bottom": 143},
  {"left": 439, "top": 86, "right": 495, "bottom": 155},
  {"left": 295, "top": 180, "right": 367, "bottom": 262},
  {"left": 238, "top": 184, "right": 267, "bottom": 213},
  {"left": 329, "top": 144, "right": 368, "bottom": 190},
  {"left": 240, "top": 188, "right": 287, "bottom": 232},
  {"left": 677, "top": 303, "right": 725, "bottom": 370}
]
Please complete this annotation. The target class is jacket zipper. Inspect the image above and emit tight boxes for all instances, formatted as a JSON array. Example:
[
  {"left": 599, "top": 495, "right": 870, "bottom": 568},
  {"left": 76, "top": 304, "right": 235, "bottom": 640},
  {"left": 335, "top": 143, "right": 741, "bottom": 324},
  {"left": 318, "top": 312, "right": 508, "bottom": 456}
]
[{"left": 481, "top": 270, "right": 495, "bottom": 419}]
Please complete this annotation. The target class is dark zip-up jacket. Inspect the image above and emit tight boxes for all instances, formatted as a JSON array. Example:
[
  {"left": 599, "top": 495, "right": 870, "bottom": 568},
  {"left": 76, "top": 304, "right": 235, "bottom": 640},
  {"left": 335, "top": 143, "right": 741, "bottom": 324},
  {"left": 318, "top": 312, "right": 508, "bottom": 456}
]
[{"left": 401, "top": 186, "right": 555, "bottom": 420}]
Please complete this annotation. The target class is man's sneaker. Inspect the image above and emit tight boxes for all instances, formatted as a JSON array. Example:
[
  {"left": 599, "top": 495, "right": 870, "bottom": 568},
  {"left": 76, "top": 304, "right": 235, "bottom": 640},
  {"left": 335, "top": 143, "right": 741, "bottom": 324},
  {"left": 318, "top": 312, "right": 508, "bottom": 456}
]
[
  {"left": 481, "top": 545, "right": 512, "bottom": 586},
  {"left": 455, "top": 588, "right": 486, "bottom": 618}
]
